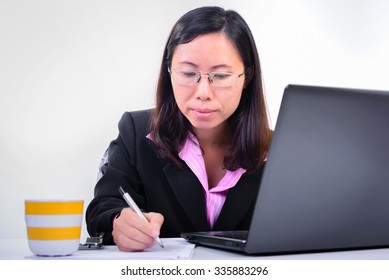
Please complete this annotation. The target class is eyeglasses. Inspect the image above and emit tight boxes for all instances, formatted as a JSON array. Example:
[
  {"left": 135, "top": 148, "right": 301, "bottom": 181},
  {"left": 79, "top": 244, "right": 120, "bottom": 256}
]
[{"left": 168, "top": 68, "right": 245, "bottom": 88}]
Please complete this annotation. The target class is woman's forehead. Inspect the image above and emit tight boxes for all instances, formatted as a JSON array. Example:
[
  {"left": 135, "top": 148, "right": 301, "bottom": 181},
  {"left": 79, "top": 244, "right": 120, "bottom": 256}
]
[{"left": 171, "top": 33, "right": 244, "bottom": 69}]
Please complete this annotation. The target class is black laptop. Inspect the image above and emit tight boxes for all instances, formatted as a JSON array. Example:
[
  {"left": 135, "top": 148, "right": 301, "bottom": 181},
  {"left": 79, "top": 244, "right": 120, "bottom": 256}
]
[{"left": 181, "top": 84, "right": 389, "bottom": 255}]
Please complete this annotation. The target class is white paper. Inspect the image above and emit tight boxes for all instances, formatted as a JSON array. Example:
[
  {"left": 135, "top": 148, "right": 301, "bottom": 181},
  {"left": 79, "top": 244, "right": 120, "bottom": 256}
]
[{"left": 25, "top": 238, "right": 195, "bottom": 260}]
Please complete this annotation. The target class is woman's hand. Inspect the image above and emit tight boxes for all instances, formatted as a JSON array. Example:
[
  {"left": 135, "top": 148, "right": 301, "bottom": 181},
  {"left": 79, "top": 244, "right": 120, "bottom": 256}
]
[{"left": 112, "top": 207, "right": 164, "bottom": 251}]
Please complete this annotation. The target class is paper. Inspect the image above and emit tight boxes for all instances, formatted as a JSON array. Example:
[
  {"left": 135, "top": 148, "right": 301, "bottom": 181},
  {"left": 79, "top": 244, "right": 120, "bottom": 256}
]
[{"left": 25, "top": 238, "right": 195, "bottom": 260}]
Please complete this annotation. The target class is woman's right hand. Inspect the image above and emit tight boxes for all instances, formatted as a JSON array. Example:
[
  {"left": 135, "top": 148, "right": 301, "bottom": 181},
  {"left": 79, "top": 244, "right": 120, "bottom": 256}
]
[{"left": 112, "top": 207, "right": 164, "bottom": 251}]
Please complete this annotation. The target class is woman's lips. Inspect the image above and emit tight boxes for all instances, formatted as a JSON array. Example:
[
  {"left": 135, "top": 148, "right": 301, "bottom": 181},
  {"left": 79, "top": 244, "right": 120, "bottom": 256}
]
[
  {"left": 192, "top": 108, "right": 216, "bottom": 118},
  {"left": 194, "top": 108, "right": 215, "bottom": 113}
]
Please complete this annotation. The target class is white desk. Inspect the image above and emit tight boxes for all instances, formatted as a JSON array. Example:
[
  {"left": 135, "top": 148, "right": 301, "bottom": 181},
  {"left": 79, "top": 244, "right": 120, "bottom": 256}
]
[
  {"left": 192, "top": 243, "right": 389, "bottom": 260},
  {"left": 1, "top": 238, "right": 389, "bottom": 260}
]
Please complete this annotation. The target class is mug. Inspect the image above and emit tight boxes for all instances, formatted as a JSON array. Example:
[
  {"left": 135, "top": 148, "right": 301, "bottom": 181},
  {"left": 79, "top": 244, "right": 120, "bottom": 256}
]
[{"left": 25, "top": 199, "right": 84, "bottom": 256}]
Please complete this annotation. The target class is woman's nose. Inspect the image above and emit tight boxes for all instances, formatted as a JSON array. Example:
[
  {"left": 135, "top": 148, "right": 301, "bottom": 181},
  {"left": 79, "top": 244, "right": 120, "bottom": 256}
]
[{"left": 195, "top": 74, "right": 213, "bottom": 100}]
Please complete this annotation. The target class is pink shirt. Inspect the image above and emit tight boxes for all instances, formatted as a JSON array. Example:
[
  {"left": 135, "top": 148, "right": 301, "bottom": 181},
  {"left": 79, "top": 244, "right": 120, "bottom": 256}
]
[
  {"left": 147, "top": 133, "right": 246, "bottom": 228},
  {"left": 177, "top": 133, "right": 246, "bottom": 229}
]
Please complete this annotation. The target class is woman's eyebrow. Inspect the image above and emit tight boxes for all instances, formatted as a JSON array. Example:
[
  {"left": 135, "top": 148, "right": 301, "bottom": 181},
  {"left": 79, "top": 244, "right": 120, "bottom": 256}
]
[
  {"left": 176, "top": 61, "right": 198, "bottom": 67},
  {"left": 176, "top": 61, "right": 234, "bottom": 70},
  {"left": 210, "top": 64, "right": 233, "bottom": 70}
]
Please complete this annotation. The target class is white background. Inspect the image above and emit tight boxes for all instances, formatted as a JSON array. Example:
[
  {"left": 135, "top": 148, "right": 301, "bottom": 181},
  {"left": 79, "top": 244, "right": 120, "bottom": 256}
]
[{"left": 1, "top": 0, "right": 389, "bottom": 240}]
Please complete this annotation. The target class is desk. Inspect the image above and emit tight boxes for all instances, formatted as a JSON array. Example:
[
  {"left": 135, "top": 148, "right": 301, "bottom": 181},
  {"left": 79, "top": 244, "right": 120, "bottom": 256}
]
[{"left": 1, "top": 238, "right": 388, "bottom": 260}]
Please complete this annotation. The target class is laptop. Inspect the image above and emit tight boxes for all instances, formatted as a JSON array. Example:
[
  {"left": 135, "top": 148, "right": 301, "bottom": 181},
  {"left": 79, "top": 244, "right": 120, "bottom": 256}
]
[{"left": 181, "top": 84, "right": 389, "bottom": 255}]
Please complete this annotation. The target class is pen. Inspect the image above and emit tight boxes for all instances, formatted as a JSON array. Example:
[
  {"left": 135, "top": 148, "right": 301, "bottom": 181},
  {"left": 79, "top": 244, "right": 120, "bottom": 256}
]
[{"left": 118, "top": 186, "right": 164, "bottom": 248}]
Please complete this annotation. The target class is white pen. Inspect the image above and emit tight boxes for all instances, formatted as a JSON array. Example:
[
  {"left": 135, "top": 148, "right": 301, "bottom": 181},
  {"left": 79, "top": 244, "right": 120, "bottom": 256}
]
[{"left": 118, "top": 186, "right": 164, "bottom": 248}]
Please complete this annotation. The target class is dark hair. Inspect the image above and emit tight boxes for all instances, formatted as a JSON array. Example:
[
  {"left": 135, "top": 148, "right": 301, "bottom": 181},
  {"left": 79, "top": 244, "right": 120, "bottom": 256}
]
[{"left": 150, "top": 6, "right": 271, "bottom": 172}]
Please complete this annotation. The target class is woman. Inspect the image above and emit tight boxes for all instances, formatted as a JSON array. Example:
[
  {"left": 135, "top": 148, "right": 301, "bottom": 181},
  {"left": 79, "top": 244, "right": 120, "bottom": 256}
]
[{"left": 86, "top": 6, "right": 271, "bottom": 252}]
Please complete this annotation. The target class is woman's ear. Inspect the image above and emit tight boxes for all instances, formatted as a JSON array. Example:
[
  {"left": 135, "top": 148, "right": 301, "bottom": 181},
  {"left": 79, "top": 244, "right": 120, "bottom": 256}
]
[{"left": 243, "top": 66, "right": 254, "bottom": 88}]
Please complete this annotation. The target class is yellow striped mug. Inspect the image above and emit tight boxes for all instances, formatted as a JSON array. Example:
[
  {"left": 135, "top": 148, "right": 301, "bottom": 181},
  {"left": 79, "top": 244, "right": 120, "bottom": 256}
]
[{"left": 25, "top": 200, "right": 84, "bottom": 256}]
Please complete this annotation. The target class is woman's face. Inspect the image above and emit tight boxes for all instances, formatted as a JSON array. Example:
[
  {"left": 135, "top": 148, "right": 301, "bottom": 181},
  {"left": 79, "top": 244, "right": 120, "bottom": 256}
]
[{"left": 170, "top": 33, "right": 245, "bottom": 134}]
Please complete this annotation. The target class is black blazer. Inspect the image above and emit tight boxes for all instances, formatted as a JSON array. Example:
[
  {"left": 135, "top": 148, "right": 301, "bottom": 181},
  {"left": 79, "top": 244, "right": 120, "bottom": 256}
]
[{"left": 86, "top": 109, "right": 265, "bottom": 244}]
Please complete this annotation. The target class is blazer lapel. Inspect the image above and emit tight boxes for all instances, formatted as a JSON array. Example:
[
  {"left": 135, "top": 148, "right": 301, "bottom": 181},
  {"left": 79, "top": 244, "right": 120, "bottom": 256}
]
[
  {"left": 212, "top": 170, "right": 263, "bottom": 230},
  {"left": 163, "top": 163, "right": 210, "bottom": 231}
]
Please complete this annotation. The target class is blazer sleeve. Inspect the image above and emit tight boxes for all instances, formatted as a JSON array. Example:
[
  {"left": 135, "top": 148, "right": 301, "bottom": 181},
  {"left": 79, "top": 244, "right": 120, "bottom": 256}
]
[{"left": 85, "top": 110, "right": 152, "bottom": 244}]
